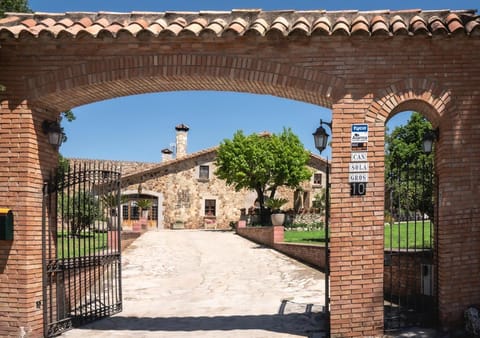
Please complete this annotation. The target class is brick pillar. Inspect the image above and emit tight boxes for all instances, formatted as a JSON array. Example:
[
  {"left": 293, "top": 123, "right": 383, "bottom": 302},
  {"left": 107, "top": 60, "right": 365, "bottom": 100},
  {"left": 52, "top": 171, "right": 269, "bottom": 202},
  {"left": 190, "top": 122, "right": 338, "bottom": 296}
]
[
  {"left": 436, "top": 102, "right": 480, "bottom": 328},
  {"left": 328, "top": 101, "right": 384, "bottom": 337},
  {"left": 272, "top": 225, "right": 284, "bottom": 244},
  {"left": 0, "top": 100, "right": 59, "bottom": 337}
]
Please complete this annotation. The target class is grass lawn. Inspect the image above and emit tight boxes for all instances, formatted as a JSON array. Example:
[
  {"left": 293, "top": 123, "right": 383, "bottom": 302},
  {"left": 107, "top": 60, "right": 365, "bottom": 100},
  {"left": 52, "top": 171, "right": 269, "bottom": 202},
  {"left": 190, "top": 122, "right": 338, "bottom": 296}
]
[
  {"left": 284, "top": 230, "right": 326, "bottom": 245},
  {"left": 384, "top": 220, "right": 432, "bottom": 249},
  {"left": 57, "top": 231, "right": 108, "bottom": 259},
  {"left": 284, "top": 220, "right": 432, "bottom": 249}
]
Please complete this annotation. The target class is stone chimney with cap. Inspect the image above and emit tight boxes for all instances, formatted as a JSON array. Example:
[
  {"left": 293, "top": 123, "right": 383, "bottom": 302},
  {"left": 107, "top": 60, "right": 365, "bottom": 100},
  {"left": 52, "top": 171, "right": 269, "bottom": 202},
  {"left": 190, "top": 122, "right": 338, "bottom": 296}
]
[
  {"left": 175, "top": 123, "right": 189, "bottom": 158},
  {"left": 161, "top": 148, "right": 173, "bottom": 162}
]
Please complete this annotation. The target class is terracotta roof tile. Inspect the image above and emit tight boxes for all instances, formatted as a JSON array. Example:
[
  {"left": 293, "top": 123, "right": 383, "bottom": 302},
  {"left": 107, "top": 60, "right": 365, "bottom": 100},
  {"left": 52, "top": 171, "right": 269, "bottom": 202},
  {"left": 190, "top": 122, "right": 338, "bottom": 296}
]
[
  {"left": 77, "top": 17, "right": 93, "bottom": 28},
  {"left": 267, "top": 16, "right": 290, "bottom": 38},
  {"left": 119, "top": 22, "right": 145, "bottom": 36},
  {"left": 290, "top": 17, "right": 310, "bottom": 36},
  {"left": 21, "top": 18, "right": 37, "bottom": 28},
  {"left": 245, "top": 18, "right": 269, "bottom": 36},
  {"left": 466, "top": 19, "right": 480, "bottom": 36},
  {"left": 410, "top": 15, "right": 429, "bottom": 35},
  {"left": 181, "top": 18, "right": 208, "bottom": 36},
  {"left": 160, "top": 17, "right": 187, "bottom": 36},
  {"left": 224, "top": 17, "right": 248, "bottom": 36},
  {"left": 312, "top": 17, "right": 331, "bottom": 36},
  {"left": 391, "top": 15, "right": 409, "bottom": 35},
  {"left": 57, "top": 18, "right": 74, "bottom": 27},
  {"left": 428, "top": 16, "right": 448, "bottom": 35},
  {"left": 446, "top": 13, "right": 466, "bottom": 35},
  {"left": 0, "top": 9, "right": 478, "bottom": 41},
  {"left": 371, "top": 15, "right": 389, "bottom": 36},
  {"left": 351, "top": 15, "right": 370, "bottom": 36},
  {"left": 200, "top": 18, "right": 227, "bottom": 37},
  {"left": 332, "top": 17, "right": 350, "bottom": 36}
]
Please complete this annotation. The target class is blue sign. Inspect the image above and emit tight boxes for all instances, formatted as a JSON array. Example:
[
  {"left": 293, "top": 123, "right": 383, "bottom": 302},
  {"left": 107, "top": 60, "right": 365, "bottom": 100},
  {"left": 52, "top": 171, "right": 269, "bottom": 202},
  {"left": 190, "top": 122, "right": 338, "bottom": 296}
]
[{"left": 352, "top": 124, "right": 368, "bottom": 132}]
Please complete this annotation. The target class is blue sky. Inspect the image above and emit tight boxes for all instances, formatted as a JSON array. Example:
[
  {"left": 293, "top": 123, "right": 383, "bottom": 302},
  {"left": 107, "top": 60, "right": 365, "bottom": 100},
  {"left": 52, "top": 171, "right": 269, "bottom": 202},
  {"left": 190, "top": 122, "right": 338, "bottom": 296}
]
[{"left": 28, "top": 1, "right": 477, "bottom": 162}]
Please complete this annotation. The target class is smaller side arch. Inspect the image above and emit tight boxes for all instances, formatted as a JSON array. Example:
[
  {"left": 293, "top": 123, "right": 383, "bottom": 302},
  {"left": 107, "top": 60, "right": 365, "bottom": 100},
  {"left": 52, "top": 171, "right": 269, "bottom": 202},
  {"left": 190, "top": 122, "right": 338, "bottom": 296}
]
[{"left": 366, "top": 78, "right": 454, "bottom": 126}]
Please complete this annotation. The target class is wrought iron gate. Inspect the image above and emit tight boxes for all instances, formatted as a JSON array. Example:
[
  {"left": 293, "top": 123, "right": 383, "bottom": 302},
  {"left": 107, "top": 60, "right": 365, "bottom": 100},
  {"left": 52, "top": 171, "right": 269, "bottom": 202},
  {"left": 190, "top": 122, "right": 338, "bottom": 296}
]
[
  {"left": 384, "top": 157, "right": 437, "bottom": 331},
  {"left": 42, "top": 163, "right": 123, "bottom": 337}
]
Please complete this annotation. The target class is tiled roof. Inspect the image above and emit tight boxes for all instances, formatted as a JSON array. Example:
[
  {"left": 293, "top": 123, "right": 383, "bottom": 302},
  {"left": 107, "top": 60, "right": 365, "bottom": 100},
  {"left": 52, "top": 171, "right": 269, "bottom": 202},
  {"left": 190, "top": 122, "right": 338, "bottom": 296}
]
[
  {"left": 0, "top": 9, "right": 479, "bottom": 40},
  {"left": 122, "top": 146, "right": 219, "bottom": 183},
  {"left": 120, "top": 146, "right": 328, "bottom": 185}
]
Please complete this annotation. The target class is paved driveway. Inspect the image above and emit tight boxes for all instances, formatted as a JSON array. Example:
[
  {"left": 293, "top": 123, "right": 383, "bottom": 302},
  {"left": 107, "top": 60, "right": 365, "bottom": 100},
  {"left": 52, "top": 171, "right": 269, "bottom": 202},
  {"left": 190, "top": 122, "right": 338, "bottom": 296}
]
[{"left": 63, "top": 230, "right": 327, "bottom": 337}]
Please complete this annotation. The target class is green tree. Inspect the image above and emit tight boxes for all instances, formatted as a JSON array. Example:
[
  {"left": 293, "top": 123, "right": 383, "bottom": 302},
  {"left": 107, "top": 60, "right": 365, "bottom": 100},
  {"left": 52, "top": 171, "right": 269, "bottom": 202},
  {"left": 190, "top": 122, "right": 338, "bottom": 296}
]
[
  {"left": 59, "top": 191, "right": 101, "bottom": 236},
  {"left": 0, "top": 0, "right": 32, "bottom": 17},
  {"left": 385, "top": 112, "right": 435, "bottom": 221},
  {"left": 215, "top": 128, "right": 312, "bottom": 221}
]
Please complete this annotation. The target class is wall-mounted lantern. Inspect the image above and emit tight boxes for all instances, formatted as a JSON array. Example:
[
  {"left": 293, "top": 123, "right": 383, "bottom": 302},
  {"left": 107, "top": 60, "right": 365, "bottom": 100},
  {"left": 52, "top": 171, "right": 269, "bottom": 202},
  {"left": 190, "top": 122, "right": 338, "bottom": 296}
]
[
  {"left": 422, "top": 128, "right": 439, "bottom": 155},
  {"left": 42, "top": 120, "right": 64, "bottom": 148},
  {"left": 312, "top": 119, "right": 332, "bottom": 154}
]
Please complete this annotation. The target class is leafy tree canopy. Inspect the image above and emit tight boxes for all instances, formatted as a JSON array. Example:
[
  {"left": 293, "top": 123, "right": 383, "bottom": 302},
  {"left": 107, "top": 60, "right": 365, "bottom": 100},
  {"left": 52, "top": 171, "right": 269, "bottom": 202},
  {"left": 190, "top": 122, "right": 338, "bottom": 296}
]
[
  {"left": 385, "top": 112, "right": 433, "bottom": 167},
  {"left": 215, "top": 128, "right": 312, "bottom": 212},
  {"left": 0, "top": 0, "right": 32, "bottom": 17},
  {"left": 385, "top": 112, "right": 435, "bottom": 221}
]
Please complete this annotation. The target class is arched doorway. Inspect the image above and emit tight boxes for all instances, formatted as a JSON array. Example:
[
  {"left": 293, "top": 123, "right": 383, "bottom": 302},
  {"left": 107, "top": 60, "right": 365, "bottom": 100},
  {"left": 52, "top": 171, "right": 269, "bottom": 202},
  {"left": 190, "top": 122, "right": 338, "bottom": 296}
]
[
  {"left": 121, "top": 190, "right": 164, "bottom": 230},
  {"left": 384, "top": 111, "right": 438, "bottom": 331}
]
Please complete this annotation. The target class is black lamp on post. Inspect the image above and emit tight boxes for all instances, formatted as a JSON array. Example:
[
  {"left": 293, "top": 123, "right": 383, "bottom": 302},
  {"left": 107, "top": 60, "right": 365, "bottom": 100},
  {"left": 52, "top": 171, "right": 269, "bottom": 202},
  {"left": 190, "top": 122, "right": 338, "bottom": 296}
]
[
  {"left": 42, "top": 120, "right": 64, "bottom": 148},
  {"left": 312, "top": 119, "right": 332, "bottom": 327},
  {"left": 312, "top": 119, "right": 332, "bottom": 154},
  {"left": 422, "top": 128, "right": 439, "bottom": 155}
]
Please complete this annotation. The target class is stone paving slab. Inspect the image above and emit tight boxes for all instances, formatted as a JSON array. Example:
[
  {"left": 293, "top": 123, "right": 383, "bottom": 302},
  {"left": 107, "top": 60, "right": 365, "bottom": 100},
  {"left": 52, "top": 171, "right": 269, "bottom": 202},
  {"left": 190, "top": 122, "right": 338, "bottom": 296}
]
[{"left": 62, "top": 230, "right": 327, "bottom": 337}]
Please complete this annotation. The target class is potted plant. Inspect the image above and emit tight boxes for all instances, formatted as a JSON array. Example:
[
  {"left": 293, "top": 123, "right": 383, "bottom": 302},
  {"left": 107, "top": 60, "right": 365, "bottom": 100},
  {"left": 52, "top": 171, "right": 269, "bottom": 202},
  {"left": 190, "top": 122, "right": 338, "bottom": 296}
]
[
  {"left": 265, "top": 197, "right": 288, "bottom": 226},
  {"left": 137, "top": 199, "right": 152, "bottom": 218}
]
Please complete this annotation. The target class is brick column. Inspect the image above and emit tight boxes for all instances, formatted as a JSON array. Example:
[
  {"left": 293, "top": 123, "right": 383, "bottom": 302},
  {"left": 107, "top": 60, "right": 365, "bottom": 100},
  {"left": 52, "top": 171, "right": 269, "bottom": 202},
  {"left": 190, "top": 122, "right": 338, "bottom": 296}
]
[
  {"left": 436, "top": 100, "right": 480, "bottom": 328},
  {"left": 0, "top": 99, "right": 58, "bottom": 337},
  {"left": 328, "top": 101, "right": 384, "bottom": 337}
]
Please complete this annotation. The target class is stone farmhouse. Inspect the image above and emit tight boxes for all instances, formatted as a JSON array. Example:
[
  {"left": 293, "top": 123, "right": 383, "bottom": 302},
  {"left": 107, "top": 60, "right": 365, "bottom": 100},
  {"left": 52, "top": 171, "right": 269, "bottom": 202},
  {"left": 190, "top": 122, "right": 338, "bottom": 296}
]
[{"left": 70, "top": 124, "right": 329, "bottom": 231}]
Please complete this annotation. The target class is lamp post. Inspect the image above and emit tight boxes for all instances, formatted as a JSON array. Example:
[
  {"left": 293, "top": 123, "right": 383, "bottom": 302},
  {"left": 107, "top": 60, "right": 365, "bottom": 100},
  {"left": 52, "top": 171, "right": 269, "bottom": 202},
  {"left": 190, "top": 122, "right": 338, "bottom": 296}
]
[{"left": 313, "top": 119, "right": 331, "bottom": 323}]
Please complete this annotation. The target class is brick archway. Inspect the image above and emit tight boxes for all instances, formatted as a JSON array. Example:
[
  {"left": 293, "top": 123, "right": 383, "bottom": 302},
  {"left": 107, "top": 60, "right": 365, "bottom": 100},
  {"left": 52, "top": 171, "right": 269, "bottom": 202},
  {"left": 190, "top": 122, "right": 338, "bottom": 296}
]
[
  {"left": 27, "top": 55, "right": 344, "bottom": 112},
  {"left": 1, "top": 9, "right": 480, "bottom": 338}
]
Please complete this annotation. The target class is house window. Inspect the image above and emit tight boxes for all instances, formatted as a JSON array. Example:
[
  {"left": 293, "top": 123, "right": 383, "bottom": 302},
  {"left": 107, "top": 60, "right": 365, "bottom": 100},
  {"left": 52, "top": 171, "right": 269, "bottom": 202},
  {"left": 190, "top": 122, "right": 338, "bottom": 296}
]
[
  {"left": 205, "top": 199, "right": 216, "bottom": 216},
  {"left": 151, "top": 205, "right": 158, "bottom": 221},
  {"left": 199, "top": 165, "right": 210, "bottom": 180},
  {"left": 313, "top": 173, "right": 323, "bottom": 185},
  {"left": 122, "top": 202, "right": 139, "bottom": 220}
]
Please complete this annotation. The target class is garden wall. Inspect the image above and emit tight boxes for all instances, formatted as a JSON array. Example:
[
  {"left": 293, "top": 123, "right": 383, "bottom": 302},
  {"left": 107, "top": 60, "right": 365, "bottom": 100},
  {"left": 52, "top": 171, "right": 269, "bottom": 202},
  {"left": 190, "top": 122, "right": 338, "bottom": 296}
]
[
  {"left": 236, "top": 225, "right": 326, "bottom": 271},
  {"left": 237, "top": 225, "right": 431, "bottom": 298}
]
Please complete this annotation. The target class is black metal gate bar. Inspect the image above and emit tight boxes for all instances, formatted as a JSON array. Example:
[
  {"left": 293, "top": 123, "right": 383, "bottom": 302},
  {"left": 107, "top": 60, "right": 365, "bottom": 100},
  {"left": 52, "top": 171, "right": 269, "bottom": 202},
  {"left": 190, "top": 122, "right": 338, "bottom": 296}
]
[
  {"left": 42, "top": 162, "right": 122, "bottom": 337},
  {"left": 384, "top": 157, "right": 436, "bottom": 331}
]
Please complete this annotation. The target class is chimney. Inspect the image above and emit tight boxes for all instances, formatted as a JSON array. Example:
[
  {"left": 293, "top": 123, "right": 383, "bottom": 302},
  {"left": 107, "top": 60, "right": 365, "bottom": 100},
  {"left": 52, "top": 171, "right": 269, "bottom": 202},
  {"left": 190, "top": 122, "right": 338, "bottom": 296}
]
[
  {"left": 175, "top": 123, "right": 189, "bottom": 158},
  {"left": 161, "top": 148, "right": 173, "bottom": 162}
]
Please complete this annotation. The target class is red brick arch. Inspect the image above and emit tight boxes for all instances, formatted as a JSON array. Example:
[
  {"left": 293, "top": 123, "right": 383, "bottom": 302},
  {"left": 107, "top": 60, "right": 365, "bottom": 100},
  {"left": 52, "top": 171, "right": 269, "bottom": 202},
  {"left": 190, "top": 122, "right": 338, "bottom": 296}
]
[
  {"left": 27, "top": 55, "right": 345, "bottom": 112},
  {"left": 366, "top": 78, "right": 453, "bottom": 126},
  {"left": 2, "top": 8, "right": 480, "bottom": 338}
]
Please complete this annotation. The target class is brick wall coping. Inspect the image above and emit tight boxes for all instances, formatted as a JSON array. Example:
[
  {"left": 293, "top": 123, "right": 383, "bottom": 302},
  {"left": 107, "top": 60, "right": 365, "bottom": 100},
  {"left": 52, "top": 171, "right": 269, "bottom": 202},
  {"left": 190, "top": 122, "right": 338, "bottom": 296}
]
[{"left": 1, "top": 9, "right": 478, "bottom": 41}]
